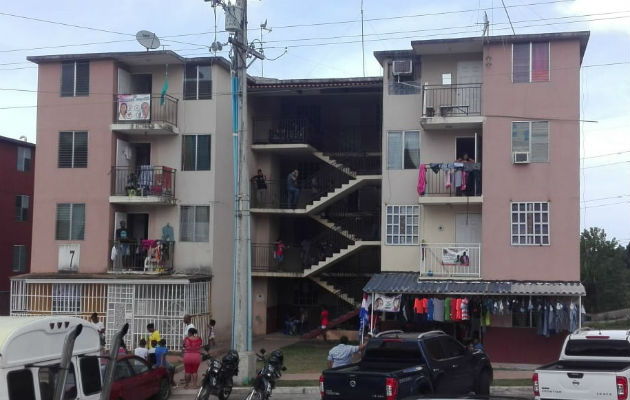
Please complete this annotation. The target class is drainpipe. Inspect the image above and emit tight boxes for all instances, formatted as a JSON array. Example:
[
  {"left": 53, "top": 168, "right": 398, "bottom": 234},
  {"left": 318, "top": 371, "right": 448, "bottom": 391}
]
[{"left": 54, "top": 324, "right": 83, "bottom": 400}]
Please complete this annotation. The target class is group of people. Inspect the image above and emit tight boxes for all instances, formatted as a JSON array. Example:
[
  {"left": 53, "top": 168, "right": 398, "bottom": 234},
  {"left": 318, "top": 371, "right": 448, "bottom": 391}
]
[{"left": 250, "top": 168, "right": 302, "bottom": 209}]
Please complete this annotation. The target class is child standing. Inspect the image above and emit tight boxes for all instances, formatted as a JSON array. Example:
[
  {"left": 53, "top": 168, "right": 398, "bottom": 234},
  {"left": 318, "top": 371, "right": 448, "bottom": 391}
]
[
  {"left": 155, "top": 339, "right": 175, "bottom": 386},
  {"left": 208, "top": 319, "right": 216, "bottom": 348},
  {"left": 134, "top": 338, "right": 148, "bottom": 360},
  {"left": 148, "top": 340, "right": 158, "bottom": 365}
]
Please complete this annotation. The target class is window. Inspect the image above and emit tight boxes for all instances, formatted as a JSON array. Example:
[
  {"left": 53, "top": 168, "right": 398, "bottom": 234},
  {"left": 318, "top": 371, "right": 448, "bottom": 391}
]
[
  {"left": 440, "top": 337, "right": 467, "bottom": 358},
  {"left": 58, "top": 131, "right": 88, "bottom": 168},
  {"left": 128, "top": 358, "right": 149, "bottom": 375},
  {"left": 512, "top": 121, "right": 549, "bottom": 162},
  {"left": 80, "top": 357, "right": 102, "bottom": 395},
  {"left": 17, "top": 146, "right": 32, "bottom": 172},
  {"left": 55, "top": 203, "right": 85, "bottom": 240},
  {"left": 180, "top": 206, "right": 210, "bottom": 242},
  {"left": 52, "top": 284, "right": 81, "bottom": 313},
  {"left": 513, "top": 42, "right": 549, "bottom": 83},
  {"left": 38, "top": 363, "right": 77, "bottom": 400},
  {"left": 387, "top": 131, "right": 420, "bottom": 170},
  {"left": 184, "top": 64, "right": 212, "bottom": 100},
  {"left": 441, "top": 73, "right": 452, "bottom": 85},
  {"left": 114, "top": 360, "right": 134, "bottom": 381},
  {"left": 7, "top": 369, "right": 36, "bottom": 400},
  {"left": 61, "top": 60, "right": 89, "bottom": 97},
  {"left": 424, "top": 338, "right": 447, "bottom": 360},
  {"left": 386, "top": 205, "right": 419, "bottom": 245},
  {"left": 12, "top": 245, "right": 27, "bottom": 272},
  {"left": 182, "top": 134, "right": 211, "bottom": 171},
  {"left": 511, "top": 202, "right": 550, "bottom": 245},
  {"left": 15, "top": 195, "right": 29, "bottom": 221}
]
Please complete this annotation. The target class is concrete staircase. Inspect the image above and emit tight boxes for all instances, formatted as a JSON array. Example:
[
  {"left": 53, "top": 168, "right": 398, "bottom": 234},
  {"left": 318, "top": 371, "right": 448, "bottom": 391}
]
[
  {"left": 312, "top": 151, "right": 356, "bottom": 178},
  {"left": 309, "top": 276, "right": 360, "bottom": 307},
  {"left": 310, "top": 214, "right": 358, "bottom": 241},
  {"left": 302, "top": 241, "right": 380, "bottom": 277},
  {"left": 304, "top": 175, "right": 381, "bottom": 215},
  {"left": 301, "top": 309, "right": 360, "bottom": 340}
]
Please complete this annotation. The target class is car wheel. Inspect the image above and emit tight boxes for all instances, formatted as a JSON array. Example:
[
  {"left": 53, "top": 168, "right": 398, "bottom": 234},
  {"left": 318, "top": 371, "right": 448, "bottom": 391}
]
[
  {"left": 476, "top": 369, "right": 491, "bottom": 395},
  {"left": 218, "top": 385, "right": 233, "bottom": 400},
  {"left": 153, "top": 378, "right": 171, "bottom": 400}
]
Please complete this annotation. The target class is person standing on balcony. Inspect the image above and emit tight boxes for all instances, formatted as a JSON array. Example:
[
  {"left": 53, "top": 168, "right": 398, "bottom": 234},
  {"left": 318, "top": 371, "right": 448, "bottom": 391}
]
[
  {"left": 251, "top": 169, "right": 267, "bottom": 207},
  {"left": 116, "top": 220, "right": 130, "bottom": 268},
  {"left": 274, "top": 239, "right": 286, "bottom": 266},
  {"left": 286, "top": 169, "right": 300, "bottom": 208}
]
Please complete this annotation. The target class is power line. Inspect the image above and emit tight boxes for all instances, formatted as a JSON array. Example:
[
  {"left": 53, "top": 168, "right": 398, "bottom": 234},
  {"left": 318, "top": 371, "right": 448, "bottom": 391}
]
[
  {"left": 500, "top": 0, "right": 516, "bottom": 35},
  {"left": 582, "top": 160, "right": 630, "bottom": 169},
  {"left": 582, "top": 195, "right": 630, "bottom": 203},
  {"left": 581, "top": 200, "right": 630, "bottom": 209},
  {"left": 0, "top": 11, "right": 133, "bottom": 36},
  {"left": 582, "top": 150, "right": 630, "bottom": 159}
]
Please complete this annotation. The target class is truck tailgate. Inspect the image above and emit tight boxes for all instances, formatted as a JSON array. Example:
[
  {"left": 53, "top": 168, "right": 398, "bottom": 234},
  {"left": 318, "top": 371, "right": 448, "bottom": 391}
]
[
  {"left": 323, "top": 369, "right": 387, "bottom": 400},
  {"left": 538, "top": 369, "right": 623, "bottom": 400}
]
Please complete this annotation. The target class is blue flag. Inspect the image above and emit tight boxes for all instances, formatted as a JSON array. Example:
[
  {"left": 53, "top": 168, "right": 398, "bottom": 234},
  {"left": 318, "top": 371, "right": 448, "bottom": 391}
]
[{"left": 359, "top": 293, "right": 370, "bottom": 344}]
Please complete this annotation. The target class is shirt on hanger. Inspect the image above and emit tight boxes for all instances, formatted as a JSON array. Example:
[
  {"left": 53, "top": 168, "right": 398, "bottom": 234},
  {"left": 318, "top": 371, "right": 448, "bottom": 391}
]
[
  {"left": 433, "top": 298, "right": 445, "bottom": 321},
  {"left": 427, "top": 298, "right": 434, "bottom": 321},
  {"left": 414, "top": 298, "right": 424, "bottom": 314},
  {"left": 455, "top": 298, "right": 463, "bottom": 321},
  {"left": 444, "top": 297, "right": 452, "bottom": 321},
  {"left": 461, "top": 298, "right": 469, "bottom": 320}
]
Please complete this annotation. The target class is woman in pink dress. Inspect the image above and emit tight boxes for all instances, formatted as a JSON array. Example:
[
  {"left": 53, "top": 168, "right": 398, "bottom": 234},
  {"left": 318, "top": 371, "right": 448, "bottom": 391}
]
[{"left": 183, "top": 327, "right": 203, "bottom": 388}]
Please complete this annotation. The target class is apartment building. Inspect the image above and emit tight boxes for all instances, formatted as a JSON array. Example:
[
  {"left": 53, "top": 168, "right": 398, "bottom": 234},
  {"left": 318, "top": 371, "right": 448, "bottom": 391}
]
[
  {"left": 0, "top": 136, "right": 35, "bottom": 314},
  {"left": 11, "top": 51, "right": 234, "bottom": 349},
  {"left": 365, "top": 31, "right": 589, "bottom": 363}
]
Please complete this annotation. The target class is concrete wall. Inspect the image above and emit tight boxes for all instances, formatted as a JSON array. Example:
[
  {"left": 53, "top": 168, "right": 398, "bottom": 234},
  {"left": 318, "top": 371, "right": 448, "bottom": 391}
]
[
  {"left": 422, "top": 205, "right": 482, "bottom": 243},
  {"left": 419, "top": 53, "right": 483, "bottom": 85},
  {"left": 481, "top": 39, "right": 581, "bottom": 281},
  {"left": 31, "top": 60, "right": 116, "bottom": 274}
]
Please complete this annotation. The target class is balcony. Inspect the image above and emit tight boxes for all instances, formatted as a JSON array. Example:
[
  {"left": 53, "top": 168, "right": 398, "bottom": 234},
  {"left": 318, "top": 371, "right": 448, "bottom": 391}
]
[
  {"left": 109, "top": 240, "right": 174, "bottom": 273},
  {"left": 252, "top": 118, "right": 320, "bottom": 152},
  {"left": 420, "top": 243, "right": 481, "bottom": 278},
  {"left": 419, "top": 163, "right": 482, "bottom": 205},
  {"left": 252, "top": 243, "right": 303, "bottom": 277},
  {"left": 421, "top": 84, "right": 483, "bottom": 129},
  {"left": 111, "top": 94, "right": 179, "bottom": 135},
  {"left": 109, "top": 166, "right": 176, "bottom": 205}
]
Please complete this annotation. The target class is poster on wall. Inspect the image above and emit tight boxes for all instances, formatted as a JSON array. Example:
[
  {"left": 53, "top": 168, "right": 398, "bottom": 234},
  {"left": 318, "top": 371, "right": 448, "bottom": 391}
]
[
  {"left": 441, "top": 247, "right": 470, "bottom": 266},
  {"left": 117, "top": 94, "right": 151, "bottom": 121},
  {"left": 373, "top": 293, "right": 402, "bottom": 312}
]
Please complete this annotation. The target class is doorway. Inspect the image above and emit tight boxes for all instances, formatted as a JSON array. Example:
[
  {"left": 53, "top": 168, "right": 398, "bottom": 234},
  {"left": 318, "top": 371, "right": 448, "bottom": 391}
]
[
  {"left": 456, "top": 137, "right": 475, "bottom": 161},
  {"left": 455, "top": 213, "right": 481, "bottom": 244},
  {"left": 127, "top": 213, "right": 149, "bottom": 241},
  {"left": 134, "top": 143, "right": 151, "bottom": 166}
]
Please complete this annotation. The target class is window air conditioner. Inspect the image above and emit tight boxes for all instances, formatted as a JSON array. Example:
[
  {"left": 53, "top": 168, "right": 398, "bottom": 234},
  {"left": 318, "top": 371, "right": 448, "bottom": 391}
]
[
  {"left": 513, "top": 152, "right": 530, "bottom": 164},
  {"left": 392, "top": 60, "right": 413, "bottom": 76}
]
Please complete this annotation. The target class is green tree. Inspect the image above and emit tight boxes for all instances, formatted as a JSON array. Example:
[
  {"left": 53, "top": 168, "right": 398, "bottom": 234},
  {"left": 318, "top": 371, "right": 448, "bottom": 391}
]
[{"left": 580, "top": 227, "right": 630, "bottom": 313}]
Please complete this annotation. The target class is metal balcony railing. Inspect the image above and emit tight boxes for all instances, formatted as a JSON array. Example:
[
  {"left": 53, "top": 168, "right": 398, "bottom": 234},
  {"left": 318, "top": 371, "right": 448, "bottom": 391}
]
[
  {"left": 253, "top": 118, "right": 318, "bottom": 146},
  {"left": 420, "top": 243, "right": 481, "bottom": 278},
  {"left": 422, "top": 163, "right": 482, "bottom": 197},
  {"left": 423, "top": 84, "right": 482, "bottom": 117},
  {"left": 111, "top": 166, "right": 176, "bottom": 201},
  {"left": 113, "top": 94, "right": 178, "bottom": 126},
  {"left": 109, "top": 240, "right": 174, "bottom": 273}
]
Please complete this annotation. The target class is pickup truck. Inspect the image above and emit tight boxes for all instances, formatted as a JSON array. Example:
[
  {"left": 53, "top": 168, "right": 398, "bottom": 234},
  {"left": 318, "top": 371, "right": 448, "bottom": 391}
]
[
  {"left": 533, "top": 328, "right": 630, "bottom": 400},
  {"left": 320, "top": 330, "right": 493, "bottom": 399}
]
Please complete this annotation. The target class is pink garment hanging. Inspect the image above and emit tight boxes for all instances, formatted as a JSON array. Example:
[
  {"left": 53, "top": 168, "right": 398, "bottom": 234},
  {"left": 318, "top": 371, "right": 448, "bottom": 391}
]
[
  {"left": 461, "top": 171, "right": 467, "bottom": 191},
  {"left": 445, "top": 170, "right": 452, "bottom": 188},
  {"left": 417, "top": 164, "right": 427, "bottom": 196}
]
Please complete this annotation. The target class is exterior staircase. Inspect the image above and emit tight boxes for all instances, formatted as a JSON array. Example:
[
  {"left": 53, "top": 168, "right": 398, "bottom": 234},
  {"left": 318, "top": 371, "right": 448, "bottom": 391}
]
[
  {"left": 310, "top": 214, "right": 358, "bottom": 241},
  {"left": 309, "top": 276, "right": 360, "bottom": 307},
  {"left": 301, "top": 309, "right": 360, "bottom": 339},
  {"left": 312, "top": 151, "right": 356, "bottom": 177},
  {"left": 304, "top": 175, "right": 381, "bottom": 215},
  {"left": 302, "top": 241, "right": 380, "bottom": 277}
]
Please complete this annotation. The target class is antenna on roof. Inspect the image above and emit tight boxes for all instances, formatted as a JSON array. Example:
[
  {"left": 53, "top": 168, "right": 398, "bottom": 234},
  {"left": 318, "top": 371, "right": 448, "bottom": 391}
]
[
  {"left": 500, "top": 0, "right": 516, "bottom": 35},
  {"left": 482, "top": 12, "right": 489, "bottom": 37},
  {"left": 136, "top": 30, "right": 161, "bottom": 51}
]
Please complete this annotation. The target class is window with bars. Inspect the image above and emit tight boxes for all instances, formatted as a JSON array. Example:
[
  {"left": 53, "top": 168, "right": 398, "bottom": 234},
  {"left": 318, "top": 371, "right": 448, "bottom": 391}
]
[
  {"left": 180, "top": 205, "right": 209, "bottom": 242},
  {"left": 386, "top": 205, "right": 419, "bottom": 245},
  {"left": 387, "top": 131, "right": 420, "bottom": 170},
  {"left": 17, "top": 146, "right": 32, "bottom": 172},
  {"left": 513, "top": 42, "right": 549, "bottom": 83},
  {"left": 55, "top": 203, "right": 85, "bottom": 240},
  {"left": 15, "top": 195, "right": 29, "bottom": 221},
  {"left": 61, "top": 60, "right": 89, "bottom": 96},
  {"left": 182, "top": 135, "right": 211, "bottom": 171},
  {"left": 512, "top": 121, "right": 549, "bottom": 162},
  {"left": 58, "top": 131, "right": 88, "bottom": 168},
  {"left": 52, "top": 283, "right": 81, "bottom": 313},
  {"left": 12, "top": 245, "right": 27, "bottom": 272},
  {"left": 184, "top": 64, "right": 212, "bottom": 100},
  {"left": 511, "top": 202, "right": 550, "bottom": 245}
]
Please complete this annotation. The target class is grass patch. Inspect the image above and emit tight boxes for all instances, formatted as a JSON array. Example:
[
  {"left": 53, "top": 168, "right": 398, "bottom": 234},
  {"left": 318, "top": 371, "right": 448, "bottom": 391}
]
[
  {"left": 277, "top": 379, "right": 319, "bottom": 386},
  {"left": 279, "top": 340, "right": 331, "bottom": 374},
  {"left": 493, "top": 379, "right": 532, "bottom": 386},
  {"left": 586, "top": 320, "right": 630, "bottom": 330}
]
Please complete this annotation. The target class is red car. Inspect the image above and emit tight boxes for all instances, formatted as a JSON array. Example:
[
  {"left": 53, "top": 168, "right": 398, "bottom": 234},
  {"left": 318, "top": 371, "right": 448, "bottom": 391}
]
[{"left": 110, "top": 355, "right": 171, "bottom": 400}]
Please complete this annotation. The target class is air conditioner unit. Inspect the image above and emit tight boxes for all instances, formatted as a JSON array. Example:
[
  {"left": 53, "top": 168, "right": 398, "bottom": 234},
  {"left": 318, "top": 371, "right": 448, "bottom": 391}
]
[
  {"left": 392, "top": 60, "right": 413, "bottom": 76},
  {"left": 58, "top": 244, "right": 80, "bottom": 271},
  {"left": 513, "top": 151, "right": 530, "bottom": 164}
]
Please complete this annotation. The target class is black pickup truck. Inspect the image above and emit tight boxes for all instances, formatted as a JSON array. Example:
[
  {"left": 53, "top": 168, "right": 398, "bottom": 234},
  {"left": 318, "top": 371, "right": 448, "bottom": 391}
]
[{"left": 320, "top": 330, "right": 493, "bottom": 400}]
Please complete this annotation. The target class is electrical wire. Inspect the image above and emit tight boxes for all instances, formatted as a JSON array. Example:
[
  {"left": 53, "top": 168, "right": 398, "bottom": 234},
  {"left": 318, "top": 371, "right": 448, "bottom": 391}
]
[
  {"left": 582, "top": 160, "right": 630, "bottom": 169},
  {"left": 582, "top": 195, "right": 630, "bottom": 203}
]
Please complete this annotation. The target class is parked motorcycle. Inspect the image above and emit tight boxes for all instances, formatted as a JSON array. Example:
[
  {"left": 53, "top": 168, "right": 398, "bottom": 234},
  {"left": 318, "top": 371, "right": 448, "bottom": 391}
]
[
  {"left": 243, "top": 349, "right": 286, "bottom": 400},
  {"left": 196, "top": 350, "right": 240, "bottom": 400}
]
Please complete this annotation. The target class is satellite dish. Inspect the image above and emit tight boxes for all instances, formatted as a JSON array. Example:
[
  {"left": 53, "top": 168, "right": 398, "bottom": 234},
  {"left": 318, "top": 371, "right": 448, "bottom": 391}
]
[{"left": 136, "top": 30, "right": 161, "bottom": 51}]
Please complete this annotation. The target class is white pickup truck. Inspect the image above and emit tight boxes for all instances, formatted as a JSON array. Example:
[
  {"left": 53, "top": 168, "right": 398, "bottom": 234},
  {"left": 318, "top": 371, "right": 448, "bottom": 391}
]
[{"left": 533, "top": 328, "right": 630, "bottom": 400}]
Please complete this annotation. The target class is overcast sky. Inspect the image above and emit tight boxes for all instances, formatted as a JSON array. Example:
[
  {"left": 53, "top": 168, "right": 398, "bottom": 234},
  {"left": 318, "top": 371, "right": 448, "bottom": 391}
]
[{"left": 0, "top": 0, "right": 628, "bottom": 244}]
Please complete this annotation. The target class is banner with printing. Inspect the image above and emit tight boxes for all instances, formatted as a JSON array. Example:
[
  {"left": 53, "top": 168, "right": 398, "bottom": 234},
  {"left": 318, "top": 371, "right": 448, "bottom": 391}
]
[
  {"left": 117, "top": 94, "right": 151, "bottom": 121},
  {"left": 373, "top": 293, "right": 402, "bottom": 312},
  {"left": 441, "top": 247, "right": 470, "bottom": 266}
]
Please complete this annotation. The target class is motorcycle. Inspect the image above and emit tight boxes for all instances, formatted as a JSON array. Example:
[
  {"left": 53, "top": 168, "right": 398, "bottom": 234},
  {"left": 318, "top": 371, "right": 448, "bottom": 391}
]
[
  {"left": 243, "top": 349, "right": 286, "bottom": 400},
  {"left": 196, "top": 350, "right": 240, "bottom": 400}
]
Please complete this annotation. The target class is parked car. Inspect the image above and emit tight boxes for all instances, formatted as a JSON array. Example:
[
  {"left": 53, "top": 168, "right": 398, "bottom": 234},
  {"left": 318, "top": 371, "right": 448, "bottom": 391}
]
[
  {"left": 110, "top": 355, "right": 170, "bottom": 400},
  {"left": 320, "top": 330, "right": 493, "bottom": 399},
  {"left": 533, "top": 328, "right": 630, "bottom": 400}
]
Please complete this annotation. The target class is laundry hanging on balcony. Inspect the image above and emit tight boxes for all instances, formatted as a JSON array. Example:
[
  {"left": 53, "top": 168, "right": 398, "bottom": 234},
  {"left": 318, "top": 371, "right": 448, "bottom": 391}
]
[{"left": 417, "top": 163, "right": 427, "bottom": 195}]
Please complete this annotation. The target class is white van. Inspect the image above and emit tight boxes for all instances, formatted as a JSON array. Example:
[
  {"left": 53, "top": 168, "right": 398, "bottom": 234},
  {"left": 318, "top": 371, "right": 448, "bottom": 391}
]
[{"left": 0, "top": 316, "right": 102, "bottom": 400}]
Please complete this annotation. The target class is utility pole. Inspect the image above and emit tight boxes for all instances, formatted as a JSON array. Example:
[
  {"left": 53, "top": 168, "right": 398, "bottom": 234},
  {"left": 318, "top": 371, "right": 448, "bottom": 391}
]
[{"left": 207, "top": 0, "right": 263, "bottom": 384}]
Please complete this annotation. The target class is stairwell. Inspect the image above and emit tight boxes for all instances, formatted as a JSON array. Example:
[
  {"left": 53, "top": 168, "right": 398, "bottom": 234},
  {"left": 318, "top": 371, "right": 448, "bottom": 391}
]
[
  {"left": 301, "top": 309, "right": 360, "bottom": 340},
  {"left": 309, "top": 276, "right": 360, "bottom": 308},
  {"left": 302, "top": 241, "right": 380, "bottom": 277}
]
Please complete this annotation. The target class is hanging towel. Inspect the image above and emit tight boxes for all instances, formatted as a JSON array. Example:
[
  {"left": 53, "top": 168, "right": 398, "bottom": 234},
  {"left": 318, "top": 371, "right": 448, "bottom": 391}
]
[
  {"left": 417, "top": 164, "right": 427, "bottom": 196},
  {"left": 461, "top": 171, "right": 467, "bottom": 191},
  {"left": 429, "top": 163, "right": 441, "bottom": 174},
  {"left": 445, "top": 170, "right": 452, "bottom": 188}
]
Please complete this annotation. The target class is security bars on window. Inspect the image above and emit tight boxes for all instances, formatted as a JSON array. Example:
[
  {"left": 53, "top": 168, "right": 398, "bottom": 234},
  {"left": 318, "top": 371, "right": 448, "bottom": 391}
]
[
  {"left": 386, "top": 205, "right": 419, "bottom": 245},
  {"left": 511, "top": 202, "right": 550, "bottom": 245}
]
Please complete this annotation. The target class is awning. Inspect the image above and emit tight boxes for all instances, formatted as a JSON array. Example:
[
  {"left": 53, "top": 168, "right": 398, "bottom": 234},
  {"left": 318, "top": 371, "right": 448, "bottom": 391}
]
[{"left": 363, "top": 273, "right": 585, "bottom": 296}]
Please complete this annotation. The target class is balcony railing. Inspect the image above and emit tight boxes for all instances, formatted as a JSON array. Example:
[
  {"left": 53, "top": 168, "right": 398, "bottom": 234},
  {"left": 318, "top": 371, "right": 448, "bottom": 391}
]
[
  {"left": 109, "top": 240, "right": 174, "bottom": 273},
  {"left": 324, "top": 152, "right": 382, "bottom": 175},
  {"left": 111, "top": 166, "right": 176, "bottom": 202},
  {"left": 423, "top": 84, "right": 482, "bottom": 117},
  {"left": 420, "top": 243, "right": 481, "bottom": 278},
  {"left": 421, "top": 163, "right": 481, "bottom": 197},
  {"left": 252, "top": 118, "right": 318, "bottom": 146},
  {"left": 113, "top": 94, "right": 178, "bottom": 126}
]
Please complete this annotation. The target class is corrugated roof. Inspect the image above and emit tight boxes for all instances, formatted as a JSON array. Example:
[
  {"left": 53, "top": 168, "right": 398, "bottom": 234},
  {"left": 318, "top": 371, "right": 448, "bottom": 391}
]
[
  {"left": 363, "top": 273, "right": 585, "bottom": 296},
  {"left": 248, "top": 76, "right": 382, "bottom": 90}
]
